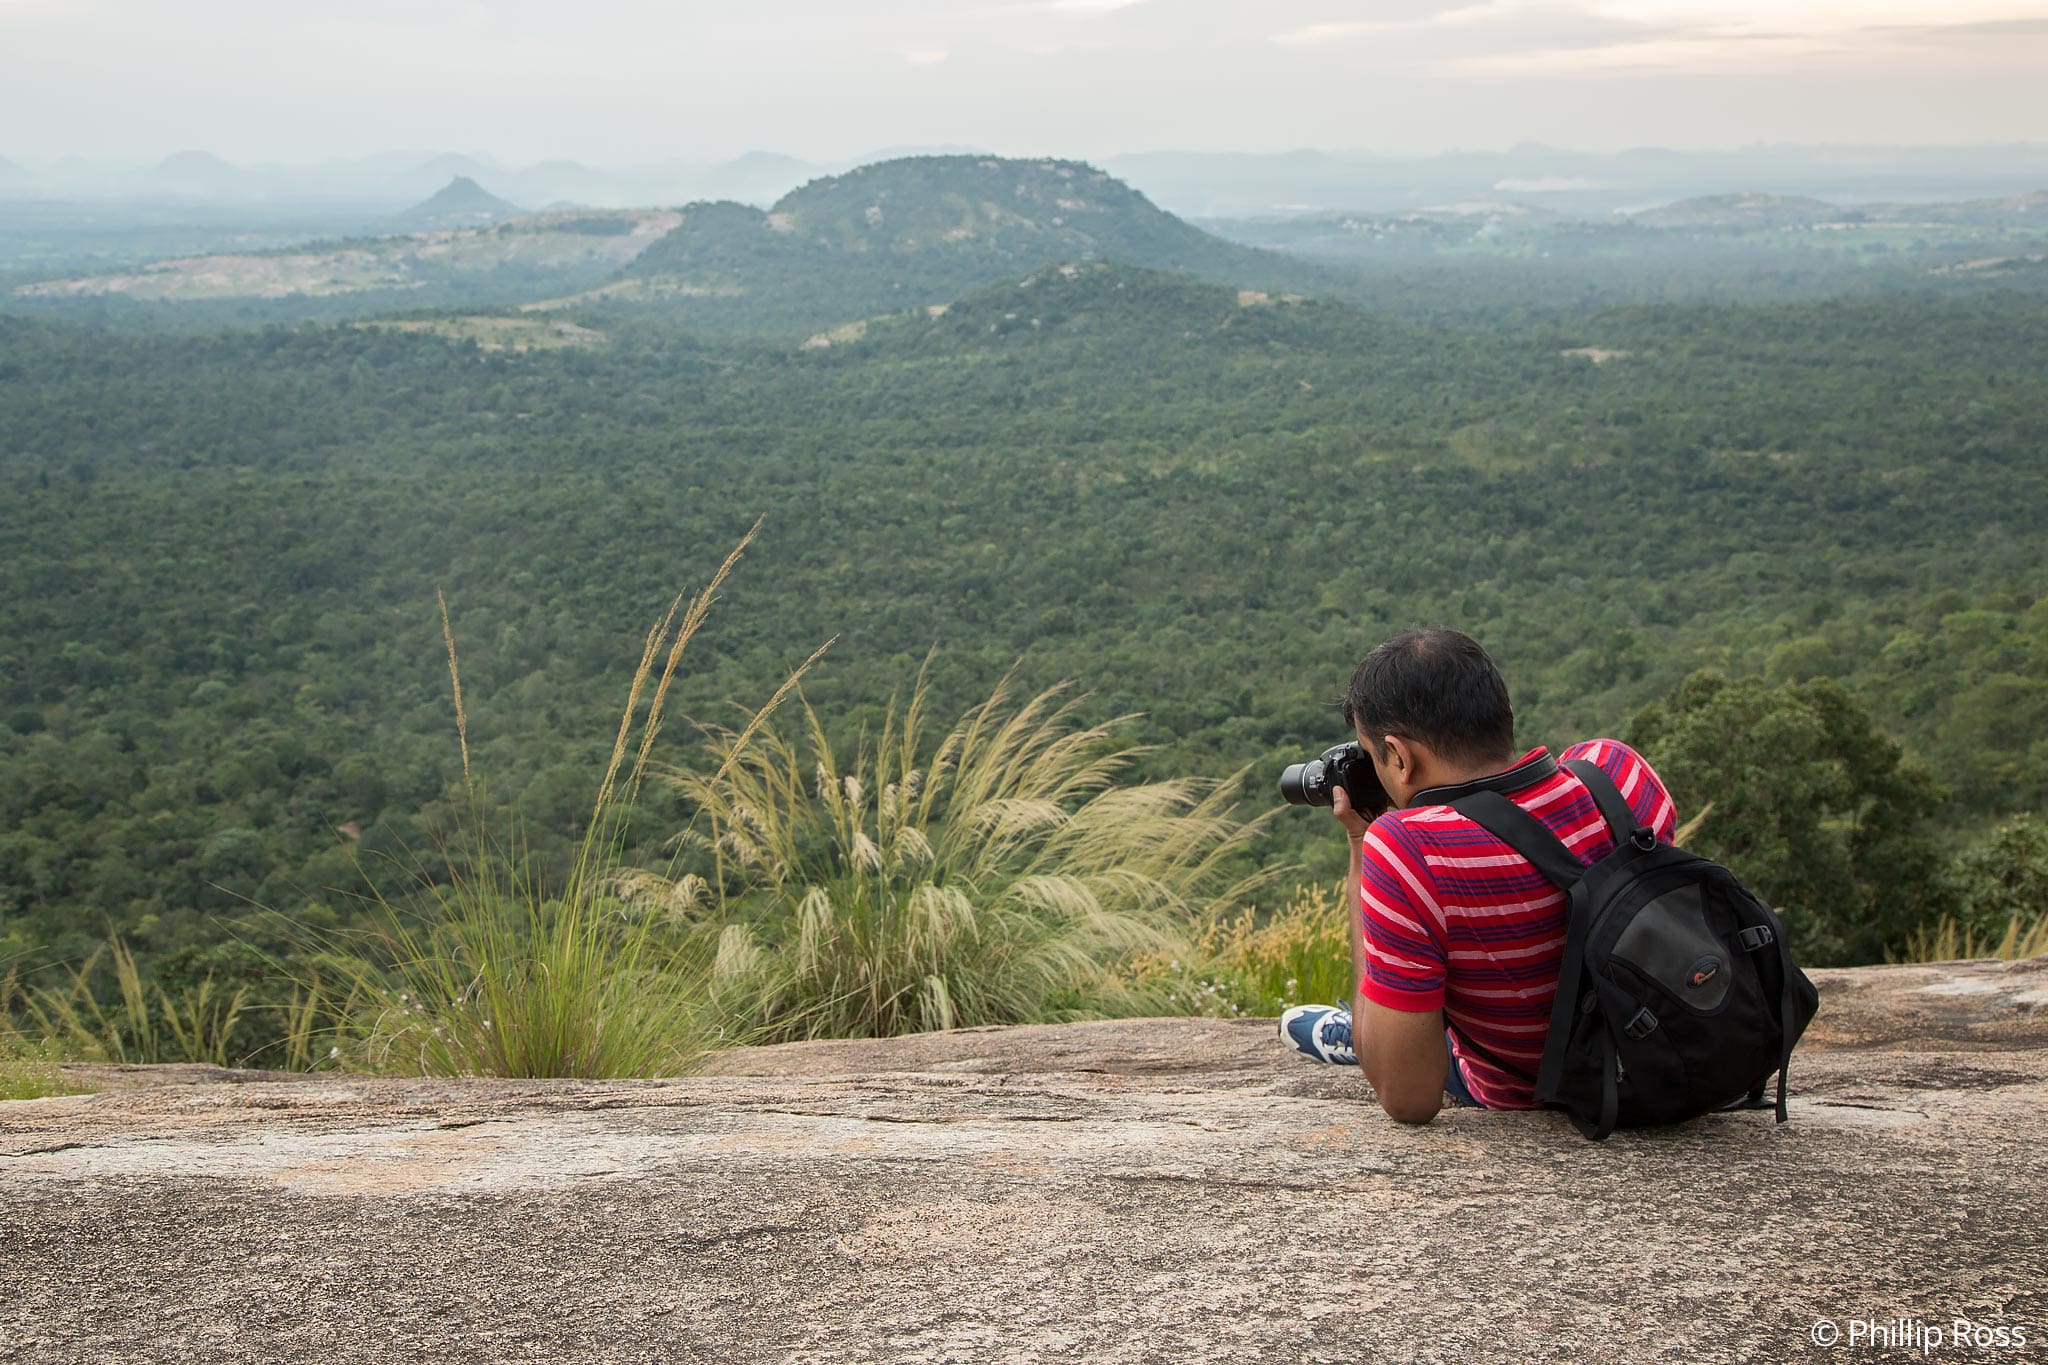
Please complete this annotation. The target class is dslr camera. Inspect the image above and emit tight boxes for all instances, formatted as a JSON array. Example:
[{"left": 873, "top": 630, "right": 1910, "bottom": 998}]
[{"left": 1278, "top": 741, "right": 1389, "bottom": 815}]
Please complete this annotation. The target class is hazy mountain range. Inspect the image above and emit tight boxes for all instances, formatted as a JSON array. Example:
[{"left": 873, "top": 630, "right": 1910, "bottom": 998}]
[
  {"left": 9, "top": 158, "right": 1318, "bottom": 331},
  {"left": 12, "top": 155, "right": 2047, "bottom": 334},
  {"left": 1107, "top": 144, "right": 2048, "bottom": 218},
  {"left": 389, "top": 176, "right": 526, "bottom": 232},
  {"left": 0, "top": 147, "right": 984, "bottom": 212},
  {"left": 7, "top": 143, "right": 2048, "bottom": 220}
]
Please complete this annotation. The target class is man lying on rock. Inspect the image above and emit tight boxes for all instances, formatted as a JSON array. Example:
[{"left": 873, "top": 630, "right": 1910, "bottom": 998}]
[{"left": 1279, "top": 627, "right": 1676, "bottom": 1122}]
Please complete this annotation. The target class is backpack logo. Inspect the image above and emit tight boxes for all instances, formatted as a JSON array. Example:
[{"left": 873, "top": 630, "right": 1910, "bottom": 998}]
[{"left": 1687, "top": 956, "right": 1723, "bottom": 990}]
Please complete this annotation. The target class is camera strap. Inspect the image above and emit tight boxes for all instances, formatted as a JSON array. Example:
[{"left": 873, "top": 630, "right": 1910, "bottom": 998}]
[{"left": 1408, "top": 750, "right": 1558, "bottom": 808}]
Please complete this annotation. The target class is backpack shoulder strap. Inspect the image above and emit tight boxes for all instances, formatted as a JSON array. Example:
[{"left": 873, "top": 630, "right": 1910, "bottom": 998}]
[
  {"left": 1564, "top": 757, "right": 1653, "bottom": 845},
  {"left": 1447, "top": 788, "right": 1588, "bottom": 890},
  {"left": 1450, "top": 774, "right": 1601, "bottom": 1118}
]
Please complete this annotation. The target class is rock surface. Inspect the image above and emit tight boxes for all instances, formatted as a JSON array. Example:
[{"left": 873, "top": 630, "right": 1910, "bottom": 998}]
[{"left": 4, "top": 959, "right": 2046, "bottom": 1363}]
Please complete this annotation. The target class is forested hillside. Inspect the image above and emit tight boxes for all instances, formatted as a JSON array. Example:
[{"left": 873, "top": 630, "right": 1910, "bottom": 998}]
[
  {"left": 592, "top": 156, "right": 1317, "bottom": 333},
  {"left": 3, "top": 247, "right": 2044, "bottom": 977}
]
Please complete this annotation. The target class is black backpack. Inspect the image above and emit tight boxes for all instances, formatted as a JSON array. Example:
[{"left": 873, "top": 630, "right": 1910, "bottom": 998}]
[{"left": 1449, "top": 759, "right": 1820, "bottom": 1140}]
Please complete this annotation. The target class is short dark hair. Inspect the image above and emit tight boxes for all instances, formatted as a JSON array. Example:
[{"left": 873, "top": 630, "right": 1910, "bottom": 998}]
[{"left": 1342, "top": 628, "right": 1515, "bottom": 765}]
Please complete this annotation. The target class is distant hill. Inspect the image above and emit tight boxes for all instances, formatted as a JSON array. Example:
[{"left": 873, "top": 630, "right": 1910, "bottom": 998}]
[
  {"left": 509, "top": 160, "right": 610, "bottom": 206},
  {"left": 694, "top": 151, "right": 825, "bottom": 205},
  {"left": 1108, "top": 144, "right": 2048, "bottom": 218},
  {"left": 13, "top": 207, "right": 679, "bottom": 305},
  {"left": 1632, "top": 189, "right": 2048, "bottom": 231},
  {"left": 1631, "top": 193, "right": 1842, "bottom": 229},
  {"left": 842, "top": 260, "right": 1335, "bottom": 358},
  {"left": 1197, "top": 204, "right": 1574, "bottom": 267},
  {"left": 1185, "top": 184, "right": 2048, "bottom": 299},
  {"left": 156, "top": 149, "right": 238, "bottom": 175},
  {"left": 415, "top": 153, "right": 501, "bottom": 184},
  {"left": 1887, "top": 190, "right": 2048, "bottom": 228},
  {"left": 393, "top": 176, "right": 525, "bottom": 231},
  {"left": 151, "top": 150, "right": 250, "bottom": 198},
  {"left": 593, "top": 155, "right": 1316, "bottom": 334}
]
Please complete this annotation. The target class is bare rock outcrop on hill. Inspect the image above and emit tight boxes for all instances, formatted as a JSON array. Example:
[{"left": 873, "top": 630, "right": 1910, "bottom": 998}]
[{"left": 4, "top": 959, "right": 2046, "bottom": 1363}]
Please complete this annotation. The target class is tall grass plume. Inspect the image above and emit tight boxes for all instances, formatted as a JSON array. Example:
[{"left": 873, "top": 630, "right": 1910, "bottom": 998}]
[{"left": 645, "top": 661, "right": 1278, "bottom": 1041}]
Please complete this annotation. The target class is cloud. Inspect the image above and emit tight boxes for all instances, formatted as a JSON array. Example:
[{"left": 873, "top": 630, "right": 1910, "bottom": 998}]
[
  {"left": 1600, "top": 0, "right": 2042, "bottom": 28},
  {"left": 1269, "top": 20, "right": 1373, "bottom": 46},
  {"left": 6, "top": 0, "right": 2047, "bottom": 162},
  {"left": 1272, "top": 0, "right": 1531, "bottom": 46},
  {"left": 1867, "top": 14, "right": 2048, "bottom": 38},
  {"left": 1444, "top": 2, "right": 2048, "bottom": 79},
  {"left": 1272, "top": 1, "right": 1670, "bottom": 60},
  {"left": 1444, "top": 35, "right": 1831, "bottom": 79},
  {"left": 1022, "top": 38, "right": 1116, "bottom": 55},
  {"left": 1266, "top": 0, "right": 2048, "bottom": 80}
]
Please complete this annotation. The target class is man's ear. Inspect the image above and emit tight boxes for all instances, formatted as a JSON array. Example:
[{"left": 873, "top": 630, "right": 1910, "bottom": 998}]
[{"left": 1379, "top": 734, "right": 1417, "bottom": 782}]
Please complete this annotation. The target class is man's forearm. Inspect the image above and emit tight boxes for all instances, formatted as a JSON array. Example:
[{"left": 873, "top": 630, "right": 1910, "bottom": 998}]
[{"left": 1346, "top": 831, "right": 1446, "bottom": 1121}]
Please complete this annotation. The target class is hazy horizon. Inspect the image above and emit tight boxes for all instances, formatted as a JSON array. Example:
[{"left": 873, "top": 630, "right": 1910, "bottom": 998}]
[
  {"left": 4, "top": 0, "right": 2047, "bottom": 166},
  {"left": 10, "top": 138, "right": 2048, "bottom": 176}
]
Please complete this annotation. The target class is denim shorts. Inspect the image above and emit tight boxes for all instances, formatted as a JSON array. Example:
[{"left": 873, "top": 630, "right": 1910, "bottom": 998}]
[{"left": 1445, "top": 1032, "right": 1482, "bottom": 1108}]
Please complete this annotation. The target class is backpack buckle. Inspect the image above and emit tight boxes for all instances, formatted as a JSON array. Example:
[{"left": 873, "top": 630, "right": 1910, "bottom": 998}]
[
  {"left": 1737, "top": 925, "right": 1775, "bottom": 952},
  {"left": 1623, "top": 1007, "right": 1659, "bottom": 1040}
]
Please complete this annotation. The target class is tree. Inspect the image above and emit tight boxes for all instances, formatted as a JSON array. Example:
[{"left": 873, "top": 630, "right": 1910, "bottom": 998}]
[
  {"left": 1627, "top": 672, "right": 1954, "bottom": 964},
  {"left": 1946, "top": 814, "right": 2048, "bottom": 942}
]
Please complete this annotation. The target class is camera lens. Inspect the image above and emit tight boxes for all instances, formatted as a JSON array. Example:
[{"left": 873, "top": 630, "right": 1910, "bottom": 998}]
[{"left": 1278, "top": 760, "right": 1331, "bottom": 807}]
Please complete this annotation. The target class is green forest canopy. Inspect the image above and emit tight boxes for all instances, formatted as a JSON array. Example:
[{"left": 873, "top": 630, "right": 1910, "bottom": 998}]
[{"left": 2, "top": 245, "right": 2045, "bottom": 977}]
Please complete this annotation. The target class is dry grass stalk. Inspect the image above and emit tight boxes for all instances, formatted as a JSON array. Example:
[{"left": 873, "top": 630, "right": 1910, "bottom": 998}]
[
  {"left": 624, "top": 516, "right": 767, "bottom": 805},
  {"left": 437, "top": 588, "right": 471, "bottom": 790},
  {"left": 346, "top": 524, "right": 826, "bottom": 1078},
  {"left": 1674, "top": 800, "right": 1715, "bottom": 848}
]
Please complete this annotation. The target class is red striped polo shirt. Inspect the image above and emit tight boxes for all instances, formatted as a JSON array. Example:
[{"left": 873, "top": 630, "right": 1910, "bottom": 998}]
[{"left": 1358, "top": 739, "right": 1678, "bottom": 1109}]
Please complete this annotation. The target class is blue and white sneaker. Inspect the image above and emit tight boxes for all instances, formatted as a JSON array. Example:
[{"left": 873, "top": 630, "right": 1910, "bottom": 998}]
[{"left": 1279, "top": 1005, "right": 1356, "bottom": 1066}]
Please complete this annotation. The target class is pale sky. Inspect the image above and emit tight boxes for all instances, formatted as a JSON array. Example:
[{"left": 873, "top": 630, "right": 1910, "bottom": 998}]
[{"left": 3, "top": 0, "right": 2045, "bottom": 163}]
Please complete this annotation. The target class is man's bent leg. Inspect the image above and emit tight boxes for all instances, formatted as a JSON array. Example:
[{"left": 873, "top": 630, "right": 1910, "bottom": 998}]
[
  {"left": 1279, "top": 1005, "right": 1356, "bottom": 1065},
  {"left": 1281, "top": 1007, "right": 1483, "bottom": 1108}
]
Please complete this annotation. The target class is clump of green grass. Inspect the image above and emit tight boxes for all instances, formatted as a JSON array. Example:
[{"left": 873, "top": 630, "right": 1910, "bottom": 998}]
[
  {"left": 348, "top": 523, "right": 828, "bottom": 1078},
  {"left": 652, "top": 663, "right": 1276, "bottom": 1041},
  {"left": 0, "top": 1041, "right": 88, "bottom": 1101},
  {"left": 1894, "top": 912, "right": 2048, "bottom": 965},
  {"left": 0, "top": 968, "right": 92, "bottom": 1099},
  {"left": 1204, "top": 883, "right": 1354, "bottom": 1013},
  {"left": 1891, "top": 813, "right": 2048, "bottom": 965},
  {"left": 6, "top": 939, "right": 248, "bottom": 1067},
  {"left": 1112, "top": 882, "right": 1353, "bottom": 1020}
]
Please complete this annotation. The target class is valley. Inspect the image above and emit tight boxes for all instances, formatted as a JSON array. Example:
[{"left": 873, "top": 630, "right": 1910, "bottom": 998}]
[{"left": 2, "top": 153, "right": 2044, "bottom": 1019}]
